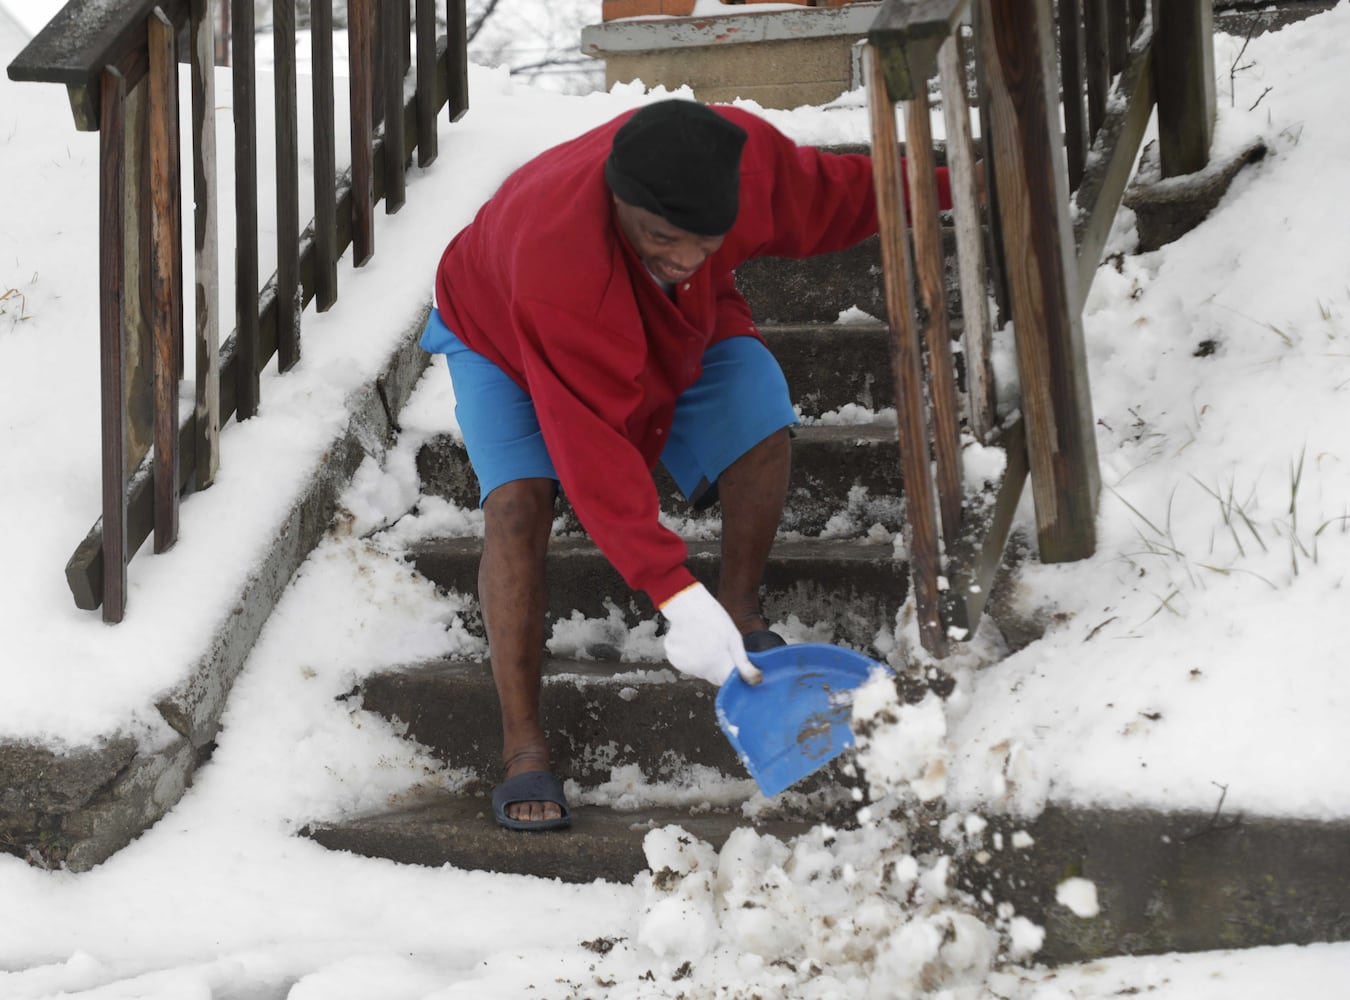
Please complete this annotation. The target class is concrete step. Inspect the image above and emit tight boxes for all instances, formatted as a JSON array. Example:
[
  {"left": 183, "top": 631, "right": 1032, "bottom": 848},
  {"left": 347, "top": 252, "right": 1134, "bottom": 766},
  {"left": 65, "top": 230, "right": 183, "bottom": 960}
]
[
  {"left": 407, "top": 535, "right": 909, "bottom": 652},
  {"left": 769, "top": 322, "right": 901, "bottom": 417},
  {"left": 416, "top": 418, "right": 908, "bottom": 537},
  {"left": 303, "top": 792, "right": 1350, "bottom": 964},
  {"left": 915, "top": 804, "right": 1350, "bottom": 965},
  {"left": 360, "top": 657, "right": 741, "bottom": 785},
  {"left": 735, "top": 229, "right": 970, "bottom": 325},
  {"left": 302, "top": 793, "right": 820, "bottom": 883},
  {"left": 357, "top": 654, "right": 948, "bottom": 791}
]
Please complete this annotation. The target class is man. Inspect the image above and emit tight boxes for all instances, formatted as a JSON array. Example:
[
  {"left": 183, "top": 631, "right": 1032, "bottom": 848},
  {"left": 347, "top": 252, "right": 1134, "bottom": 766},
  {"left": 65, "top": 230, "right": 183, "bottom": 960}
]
[{"left": 422, "top": 99, "right": 950, "bottom": 830}]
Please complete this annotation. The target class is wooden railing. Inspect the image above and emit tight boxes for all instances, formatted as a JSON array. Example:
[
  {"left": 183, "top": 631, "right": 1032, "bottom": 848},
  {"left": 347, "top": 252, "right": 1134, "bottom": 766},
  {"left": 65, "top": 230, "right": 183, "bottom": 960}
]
[
  {"left": 7, "top": 0, "right": 470, "bottom": 622},
  {"left": 866, "top": 0, "right": 1214, "bottom": 655}
]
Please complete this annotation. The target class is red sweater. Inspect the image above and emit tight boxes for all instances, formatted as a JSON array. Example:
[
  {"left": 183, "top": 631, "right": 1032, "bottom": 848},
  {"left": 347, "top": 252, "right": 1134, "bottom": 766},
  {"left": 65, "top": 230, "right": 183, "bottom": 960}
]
[{"left": 433, "top": 105, "right": 950, "bottom": 607}]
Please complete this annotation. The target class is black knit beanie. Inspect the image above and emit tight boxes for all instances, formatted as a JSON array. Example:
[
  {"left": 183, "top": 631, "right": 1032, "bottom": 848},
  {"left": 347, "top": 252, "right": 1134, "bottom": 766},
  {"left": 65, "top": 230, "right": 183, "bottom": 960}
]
[{"left": 604, "top": 100, "right": 748, "bottom": 237}]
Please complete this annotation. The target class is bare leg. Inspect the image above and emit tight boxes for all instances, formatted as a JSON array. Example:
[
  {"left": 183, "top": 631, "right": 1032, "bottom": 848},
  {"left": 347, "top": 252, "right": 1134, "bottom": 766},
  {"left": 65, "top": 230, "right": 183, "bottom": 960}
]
[
  {"left": 714, "top": 427, "right": 791, "bottom": 634},
  {"left": 480, "top": 477, "right": 559, "bottom": 824}
]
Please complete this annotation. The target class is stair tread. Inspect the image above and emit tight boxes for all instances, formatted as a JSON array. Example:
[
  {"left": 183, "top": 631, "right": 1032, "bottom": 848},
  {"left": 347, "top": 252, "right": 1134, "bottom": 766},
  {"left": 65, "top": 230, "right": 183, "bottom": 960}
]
[
  {"left": 304, "top": 792, "right": 819, "bottom": 883},
  {"left": 409, "top": 534, "right": 900, "bottom": 559},
  {"left": 420, "top": 418, "right": 900, "bottom": 446}
]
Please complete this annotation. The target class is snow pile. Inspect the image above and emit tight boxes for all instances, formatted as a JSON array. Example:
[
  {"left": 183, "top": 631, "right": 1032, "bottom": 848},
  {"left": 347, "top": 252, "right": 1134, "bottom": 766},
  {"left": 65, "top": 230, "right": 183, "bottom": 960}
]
[
  {"left": 596, "top": 666, "right": 1046, "bottom": 999},
  {"left": 625, "top": 816, "right": 1040, "bottom": 999}
]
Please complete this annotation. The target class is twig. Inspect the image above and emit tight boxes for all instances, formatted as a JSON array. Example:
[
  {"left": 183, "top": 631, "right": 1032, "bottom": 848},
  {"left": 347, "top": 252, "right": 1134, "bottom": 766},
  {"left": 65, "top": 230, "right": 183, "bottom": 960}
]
[
  {"left": 1248, "top": 86, "right": 1274, "bottom": 112},
  {"left": 1228, "top": 17, "right": 1263, "bottom": 108},
  {"left": 1182, "top": 782, "right": 1241, "bottom": 841},
  {"left": 1140, "top": 589, "right": 1182, "bottom": 624},
  {"left": 466, "top": 0, "right": 503, "bottom": 43},
  {"left": 1084, "top": 616, "right": 1118, "bottom": 642}
]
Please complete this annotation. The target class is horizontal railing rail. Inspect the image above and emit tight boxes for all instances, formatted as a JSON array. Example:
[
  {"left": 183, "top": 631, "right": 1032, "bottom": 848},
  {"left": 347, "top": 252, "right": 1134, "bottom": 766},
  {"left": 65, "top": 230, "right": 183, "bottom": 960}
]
[{"left": 8, "top": 0, "right": 470, "bottom": 622}]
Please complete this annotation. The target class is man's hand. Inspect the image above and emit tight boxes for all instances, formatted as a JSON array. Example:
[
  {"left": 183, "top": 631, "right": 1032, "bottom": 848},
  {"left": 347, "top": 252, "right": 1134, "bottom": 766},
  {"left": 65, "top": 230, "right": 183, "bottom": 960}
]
[{"left": 659, "top": 583, "right": 763, "bottom": 686}]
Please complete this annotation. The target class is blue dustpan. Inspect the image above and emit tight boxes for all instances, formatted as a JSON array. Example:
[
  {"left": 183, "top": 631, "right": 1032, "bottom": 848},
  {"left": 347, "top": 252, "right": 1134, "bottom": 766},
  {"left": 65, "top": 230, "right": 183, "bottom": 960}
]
[{"left": 715, "top": 642, "right": 893, "bottom": 797}]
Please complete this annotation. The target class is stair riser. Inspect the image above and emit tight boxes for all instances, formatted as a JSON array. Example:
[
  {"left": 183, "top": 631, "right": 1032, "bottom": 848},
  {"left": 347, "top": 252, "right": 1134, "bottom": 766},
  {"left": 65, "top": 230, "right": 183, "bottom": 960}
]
[
  {"left": 361, "top": 663, "right": 745, "bottom": 785},
  {"left": 307, "top": 801, "right": 1350, "bottom": 964},
  {"left": 735, "top": 230, "right": 968, "bottom": 325},
  {"left": 409, "top": 541, "right": 909, "bottom": 652},
  {"left": 416, "top": 424, "right": 908, "bottom": 536},
  {"left": 772, "top": 324, "right": 899, "bottom": 416},
  {"left": 305, "top": 800, "right": 821, "bottom": 884}
]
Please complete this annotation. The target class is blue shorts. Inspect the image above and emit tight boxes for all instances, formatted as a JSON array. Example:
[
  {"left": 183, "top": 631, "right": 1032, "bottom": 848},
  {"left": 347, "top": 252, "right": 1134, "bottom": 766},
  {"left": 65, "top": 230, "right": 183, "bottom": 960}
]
[{"left": 422, "top": 308, "right": 797, "bottom": 507}]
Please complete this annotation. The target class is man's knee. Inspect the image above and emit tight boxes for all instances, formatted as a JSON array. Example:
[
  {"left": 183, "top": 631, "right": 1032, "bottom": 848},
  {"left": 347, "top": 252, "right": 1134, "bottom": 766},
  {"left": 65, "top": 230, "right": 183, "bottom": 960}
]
[{"left": 483, "top": 478, "right": 557, "bottom": 540}]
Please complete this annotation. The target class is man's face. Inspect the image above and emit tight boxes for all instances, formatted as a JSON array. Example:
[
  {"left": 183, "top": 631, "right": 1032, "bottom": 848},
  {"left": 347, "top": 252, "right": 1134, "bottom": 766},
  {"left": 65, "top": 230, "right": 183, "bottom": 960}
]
[{"left": 613, "top": 197, "right": 726, "bottom": 285}]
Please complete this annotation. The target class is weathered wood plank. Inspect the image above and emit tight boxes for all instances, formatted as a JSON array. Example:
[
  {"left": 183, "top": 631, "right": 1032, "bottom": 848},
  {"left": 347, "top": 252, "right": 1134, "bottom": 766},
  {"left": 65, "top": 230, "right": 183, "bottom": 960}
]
[
  {"left": 415, "top": 0, "right": 439, "bottom": 167},
  {"left": 125, "top": 80, "right": 155, "bottom": 489},
  {"left": 6, "top": 0, "right": 189, "bottom": 130},
  {"left": 383, "top": 0, "right": 407, "bottom": 213},
  {"left": 937, "top": 31, "right": 996, "bottom": 443},
  {"left": 191, "top": 0, "right": 220, "bottom": 488},
  {"left": 312, "top": 0, "right": 339, "bottom": 312},
  {"left": 867, "top": 0, "right": 967, "bottom": 102},
  {"left": 867, "top": 46, "right": 947, "bottom": 658},
  {"left": 233, "top": 0, "right": 261, "bottom": 419},
  {"left": 148, "top": 9, "right": 181, "bottom": 554},
  {"left": 274, "top": 0, "right": 302, "bottom": 371},
  {"left": 1154, "top": 0, "right": 1215, "bottom": 178},
  {"left": 349, "top": 0, "right": 376, "bottom": 265},
  {"left": 904, "top": 85, "right": 963, "bottom": 546},
  {"left": 979, "top": 0, "right": 1099, "bottom": 562},
  {"left": 97, "top": 67, "right": 130, "bottom": 623},
  {"left": 1073, "top": 18, "right": 1153, "bottom": 306}
]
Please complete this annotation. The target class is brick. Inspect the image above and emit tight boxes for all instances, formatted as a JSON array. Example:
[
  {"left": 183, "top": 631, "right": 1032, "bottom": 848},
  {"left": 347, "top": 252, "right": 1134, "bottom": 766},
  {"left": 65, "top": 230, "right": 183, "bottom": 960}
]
[
  {"left": 602, "top": 0, "right": 697, "bottom": 18},
  {"left": 603, "top": 0, "right": 660, "bottom": 20}
]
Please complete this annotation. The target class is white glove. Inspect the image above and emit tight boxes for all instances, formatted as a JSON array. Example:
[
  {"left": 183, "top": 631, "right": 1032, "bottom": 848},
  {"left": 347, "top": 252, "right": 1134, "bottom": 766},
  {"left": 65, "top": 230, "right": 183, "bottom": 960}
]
[{"left": 660, "top": 583, "right": 763, "bottom": 686}]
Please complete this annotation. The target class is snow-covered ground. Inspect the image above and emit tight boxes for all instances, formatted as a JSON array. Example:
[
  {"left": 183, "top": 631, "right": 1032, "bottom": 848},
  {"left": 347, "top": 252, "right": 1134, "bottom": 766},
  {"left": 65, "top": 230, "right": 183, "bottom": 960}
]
[{"left": 2, "top": 0, "right": 1349, "bottom": 996}]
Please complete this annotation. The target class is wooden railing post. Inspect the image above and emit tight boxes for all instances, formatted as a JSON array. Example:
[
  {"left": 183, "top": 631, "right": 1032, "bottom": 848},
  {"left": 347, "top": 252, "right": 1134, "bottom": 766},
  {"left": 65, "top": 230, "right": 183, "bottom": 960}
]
[
  {"left": 446, "top": 0, "right": 470, "bottom": 122},
  {"left": 903, "top": 85, "right": 963, "bottom": 547},
  {"left": 148, "top": 9, "right": 182, "bottom": 555},
  {"left": 190, "top": 0, "right": 220, "bottom": 489},
  {"left": 233, "top": 0, "right": 261, "bottom": 418},
  {"left": 350, "top": 0, "right": 376, "bottom": 265},
  {"left": 273, "top": 0, "right": 302, "bottom": 371},
  {"left": 415, "top": 0, "right": 439, "bottom": 166},
  {"left": 1153, "top": 0, "right": 1215, "bottom": 178},
  {"left": 865, "top": 46, "right": 948, "bottom": 658},
  {"left": 977, "top": 0, "right": 1099, "bottom": 562},
  {"left": 312, "top": 0, "right": 340, "bottom": 312},
  {"left": 382, "top": 0, "right": 408, "bottom": 213},
  {"left": 936, "top": 29, "right": 996, "bottom": 443},
  {"left": 1057, "top": 0, "right": 1087, "bottom": 189},
  {"left": 99, "top": 66, "right": 130, "bottom": 623}
]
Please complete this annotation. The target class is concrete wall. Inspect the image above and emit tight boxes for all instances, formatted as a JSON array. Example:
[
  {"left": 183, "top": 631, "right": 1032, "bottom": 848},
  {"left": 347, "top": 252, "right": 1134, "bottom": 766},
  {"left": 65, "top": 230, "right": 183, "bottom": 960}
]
[{"left": 582, "top": 3, "right": 879, "bottom": 109}]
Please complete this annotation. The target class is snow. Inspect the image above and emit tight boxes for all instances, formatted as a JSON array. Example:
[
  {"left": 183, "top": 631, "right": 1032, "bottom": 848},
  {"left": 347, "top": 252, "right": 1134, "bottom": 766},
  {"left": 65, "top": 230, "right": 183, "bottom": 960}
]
[
  {"left": 2, "top": 0, "right": 1350, "bottom": 996},
  {"left": 1055, "top": 878, "right": 1101, "bottom": 920}
]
